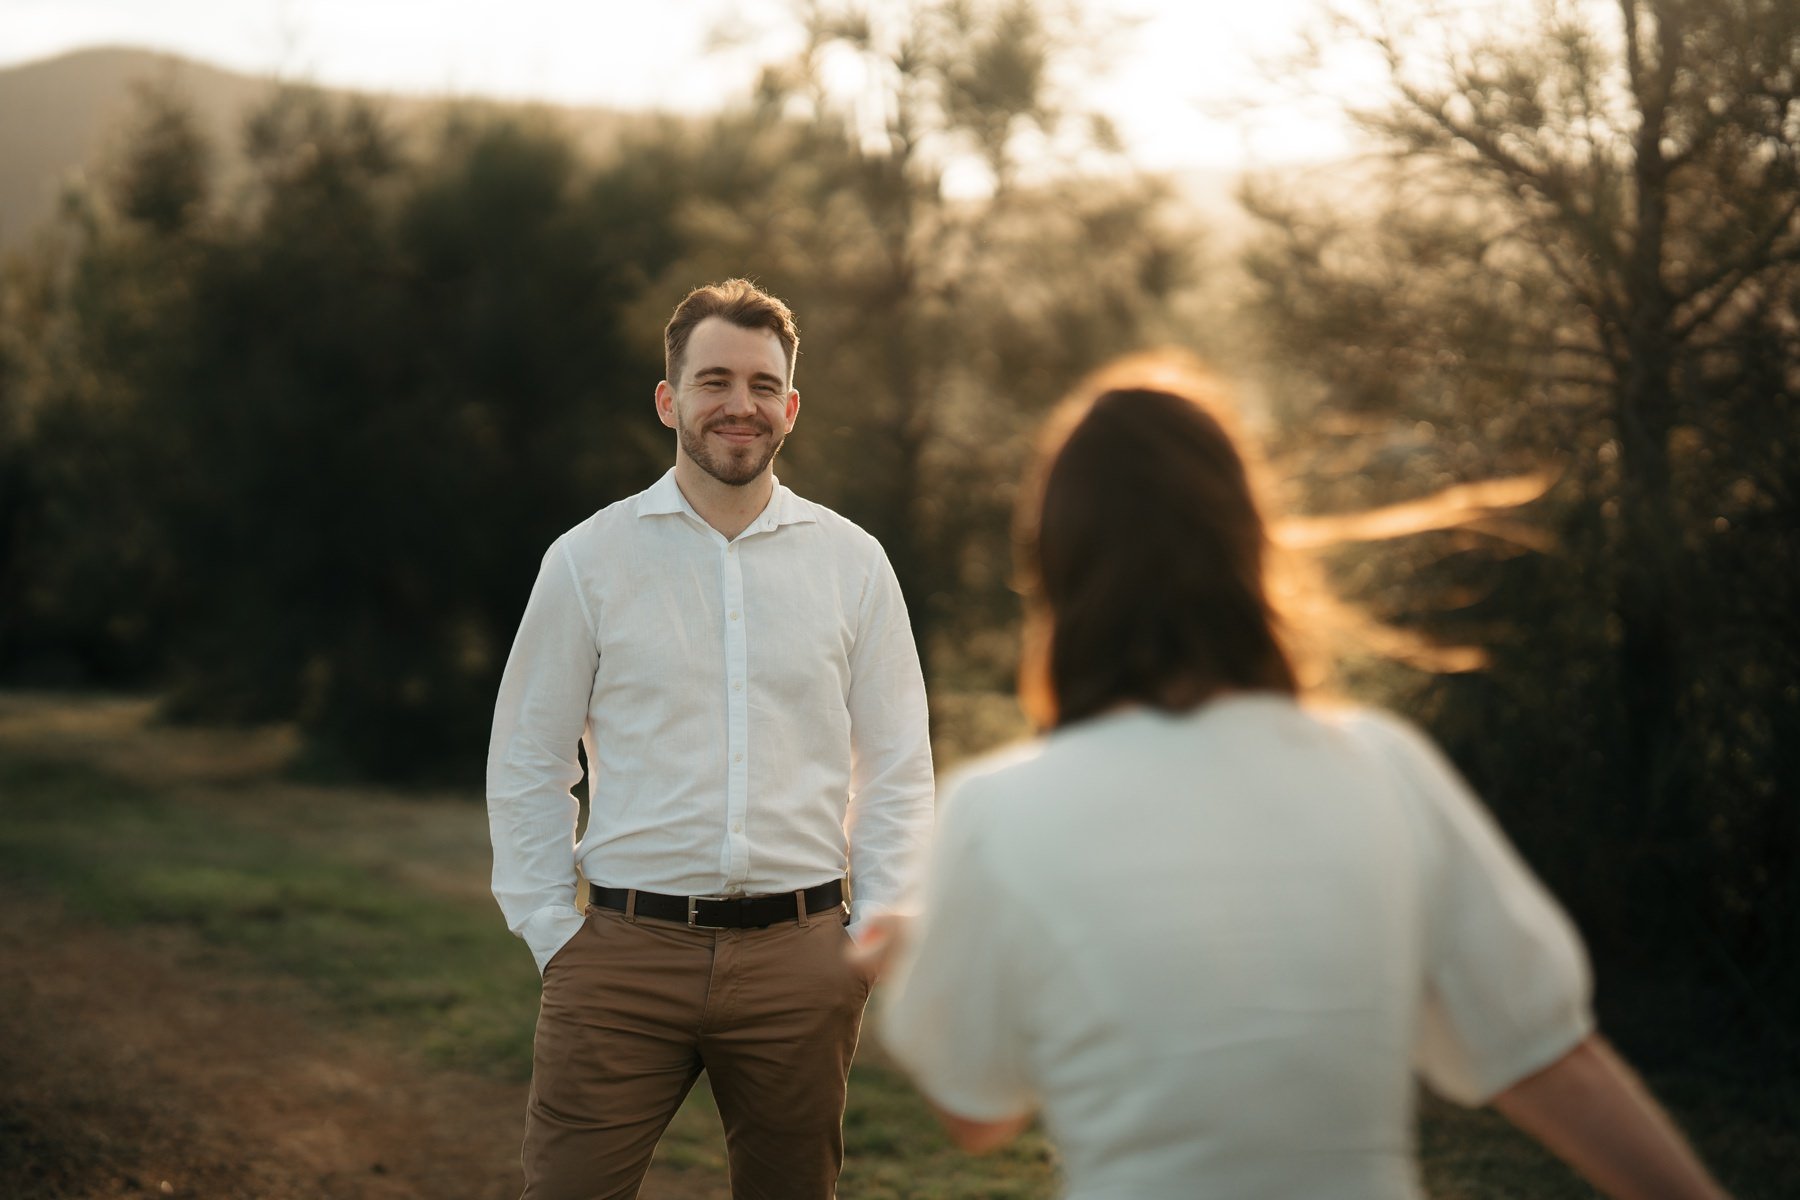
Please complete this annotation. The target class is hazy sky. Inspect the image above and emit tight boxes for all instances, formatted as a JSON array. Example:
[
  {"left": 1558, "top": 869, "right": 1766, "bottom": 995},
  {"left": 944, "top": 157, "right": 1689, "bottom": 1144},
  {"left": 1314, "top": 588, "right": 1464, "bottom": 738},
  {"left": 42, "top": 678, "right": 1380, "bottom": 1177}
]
[{"left": 1, "top": 0, "right": 1357, "bottom": 169}]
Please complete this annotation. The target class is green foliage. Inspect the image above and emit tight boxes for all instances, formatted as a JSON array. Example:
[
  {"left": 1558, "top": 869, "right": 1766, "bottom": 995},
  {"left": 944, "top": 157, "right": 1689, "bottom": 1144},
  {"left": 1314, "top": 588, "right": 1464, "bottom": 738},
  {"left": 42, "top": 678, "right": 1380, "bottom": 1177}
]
[
  {"left": 111, "top": 79, "right": 213, "bottom": 235},
  {"left": 0, "top": 0, "right": 1203, "bottom": 768},
  {"left": 1, "top": 86, "right": 675, "bottom": 778},
  {"left": 0, "top": 2, "right": 1209, "bottom": 770},
  {"left": 0, "top": 84, "right": 206, "bottom": 686}
]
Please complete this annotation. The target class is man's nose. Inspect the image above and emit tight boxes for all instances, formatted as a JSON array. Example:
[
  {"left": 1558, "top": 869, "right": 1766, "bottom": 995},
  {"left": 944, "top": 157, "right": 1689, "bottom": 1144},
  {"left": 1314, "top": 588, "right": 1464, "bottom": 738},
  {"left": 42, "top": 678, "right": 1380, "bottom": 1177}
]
[{"left": 722, "top": 384, "right": 756, "bottom": 413}]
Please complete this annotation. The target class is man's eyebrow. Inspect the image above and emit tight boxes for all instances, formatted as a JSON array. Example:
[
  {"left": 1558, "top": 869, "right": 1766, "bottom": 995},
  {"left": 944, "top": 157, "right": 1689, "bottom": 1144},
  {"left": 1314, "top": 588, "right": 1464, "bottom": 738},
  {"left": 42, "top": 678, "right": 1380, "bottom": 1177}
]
[{"left": 692, "top": 365, "right": 787, "bottom": 387}]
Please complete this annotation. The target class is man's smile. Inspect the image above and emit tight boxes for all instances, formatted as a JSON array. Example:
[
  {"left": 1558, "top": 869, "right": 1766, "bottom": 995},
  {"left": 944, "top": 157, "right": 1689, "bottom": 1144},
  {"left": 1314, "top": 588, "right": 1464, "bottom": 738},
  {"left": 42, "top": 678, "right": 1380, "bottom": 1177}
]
[{"left": 709, "top": 421, "right": 769, "bottom": 445}]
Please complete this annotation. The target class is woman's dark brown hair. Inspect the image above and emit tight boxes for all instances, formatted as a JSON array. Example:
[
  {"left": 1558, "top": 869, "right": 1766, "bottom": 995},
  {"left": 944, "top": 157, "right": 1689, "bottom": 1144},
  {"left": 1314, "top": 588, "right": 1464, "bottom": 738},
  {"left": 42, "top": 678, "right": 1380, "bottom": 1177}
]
[{"left": 1016, "top": 355, "right": 1299, "bottom": 729}]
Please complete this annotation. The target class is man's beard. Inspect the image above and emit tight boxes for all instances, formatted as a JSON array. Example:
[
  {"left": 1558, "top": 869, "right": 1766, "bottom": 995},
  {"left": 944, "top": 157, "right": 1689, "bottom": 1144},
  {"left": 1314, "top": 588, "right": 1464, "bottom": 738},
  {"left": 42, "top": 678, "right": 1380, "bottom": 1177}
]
[{"left": 678, "top": 415, "right": 786, "bottom": 487}]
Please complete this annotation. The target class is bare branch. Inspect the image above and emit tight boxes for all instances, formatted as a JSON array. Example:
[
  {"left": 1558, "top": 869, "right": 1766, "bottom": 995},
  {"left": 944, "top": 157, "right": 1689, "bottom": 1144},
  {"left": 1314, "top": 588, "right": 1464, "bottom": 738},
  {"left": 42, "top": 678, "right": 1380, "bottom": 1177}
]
[
  {"left": 1383, "top": 74, "right": 1630, "bottom": 289},
  {"left": 1669, "top": 194, "right": 1800, "bottom": 339}
]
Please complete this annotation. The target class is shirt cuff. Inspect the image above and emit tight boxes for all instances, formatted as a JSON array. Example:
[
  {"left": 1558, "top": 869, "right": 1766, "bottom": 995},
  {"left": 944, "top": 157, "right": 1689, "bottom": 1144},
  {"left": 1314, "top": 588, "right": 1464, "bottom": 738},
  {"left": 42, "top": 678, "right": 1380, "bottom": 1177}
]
[{"left": 522, "top": 903, "right": 589, "bottom": 975}]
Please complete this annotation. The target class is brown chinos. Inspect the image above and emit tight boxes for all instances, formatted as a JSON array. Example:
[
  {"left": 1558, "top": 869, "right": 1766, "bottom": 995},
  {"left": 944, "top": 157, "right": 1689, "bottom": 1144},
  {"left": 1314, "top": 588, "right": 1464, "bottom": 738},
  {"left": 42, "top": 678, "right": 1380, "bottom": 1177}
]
[{"left": 520, "top": 898, "right": 871, "bottom": 1200}]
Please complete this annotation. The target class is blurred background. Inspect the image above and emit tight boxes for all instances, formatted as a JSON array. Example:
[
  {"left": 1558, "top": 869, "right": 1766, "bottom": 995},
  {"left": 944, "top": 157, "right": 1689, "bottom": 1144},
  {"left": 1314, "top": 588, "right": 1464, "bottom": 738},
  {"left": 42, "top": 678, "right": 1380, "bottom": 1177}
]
[{"left": 1, "top": 0, "right": 1796, "bottom": 1196}]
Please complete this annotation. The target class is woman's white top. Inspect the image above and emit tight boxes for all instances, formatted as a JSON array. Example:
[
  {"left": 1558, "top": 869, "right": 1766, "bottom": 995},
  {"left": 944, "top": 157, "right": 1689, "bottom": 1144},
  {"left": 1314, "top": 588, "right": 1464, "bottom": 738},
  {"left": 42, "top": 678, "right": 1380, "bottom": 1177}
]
[{"left": 880, "top": 695, "right": 1592, "bottom": 1199}]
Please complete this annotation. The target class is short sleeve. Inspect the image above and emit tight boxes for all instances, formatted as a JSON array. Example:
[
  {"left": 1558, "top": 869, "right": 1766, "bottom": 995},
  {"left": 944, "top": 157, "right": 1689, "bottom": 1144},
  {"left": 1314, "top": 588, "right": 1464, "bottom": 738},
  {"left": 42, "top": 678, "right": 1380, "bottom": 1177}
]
[
  {"left": 878, "top": 774, "right": 1038, "bottom": 1122},
  {"left": 1350, "top": 711, "right": 1594, "bottom": 1106}
]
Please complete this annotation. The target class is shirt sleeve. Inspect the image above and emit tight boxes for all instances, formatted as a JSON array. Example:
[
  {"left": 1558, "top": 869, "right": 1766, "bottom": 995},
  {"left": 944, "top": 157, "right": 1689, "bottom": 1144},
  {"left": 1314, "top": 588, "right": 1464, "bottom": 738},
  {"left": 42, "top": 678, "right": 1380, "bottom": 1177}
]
[
  {"left": 486, "top": 536, "right": 597, "bottom": 974},
  {"left": 841, "top": 542, "right": 935, "bottom": 932},
  {"left": 1353, "top": 711, "right": 1594, "bottom": 1105},
  {"left": 879, "top": 774, "right": 1039, "bottom": 1121}
]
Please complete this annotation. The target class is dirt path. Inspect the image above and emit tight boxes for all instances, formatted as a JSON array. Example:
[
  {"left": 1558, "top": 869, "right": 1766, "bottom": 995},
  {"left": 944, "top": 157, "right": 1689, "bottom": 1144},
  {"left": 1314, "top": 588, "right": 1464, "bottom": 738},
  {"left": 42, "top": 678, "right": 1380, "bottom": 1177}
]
[
  {"left": 0, "top": 694, "right": 727, "bottom": 1199},
  {"left": 0, "top": 895, "right": 727, "bottom": 1199}
]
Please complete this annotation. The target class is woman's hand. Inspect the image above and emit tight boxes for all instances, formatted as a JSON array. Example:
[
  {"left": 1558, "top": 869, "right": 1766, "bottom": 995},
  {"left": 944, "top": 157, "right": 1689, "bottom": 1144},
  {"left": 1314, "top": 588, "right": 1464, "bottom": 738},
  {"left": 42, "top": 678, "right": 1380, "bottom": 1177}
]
[{"left": 847, "top": 912, "right": 910, "bottom": 985}]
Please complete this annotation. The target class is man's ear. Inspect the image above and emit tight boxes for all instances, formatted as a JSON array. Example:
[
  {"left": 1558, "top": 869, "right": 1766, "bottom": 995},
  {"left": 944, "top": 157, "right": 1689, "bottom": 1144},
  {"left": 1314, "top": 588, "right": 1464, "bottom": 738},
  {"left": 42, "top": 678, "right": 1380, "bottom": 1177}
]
[
  {"left": 782, "top": 389, "right": 800, "bottom": 433},
  {"left": 655, "top": 381, "right": 677, "bottom": 429}
]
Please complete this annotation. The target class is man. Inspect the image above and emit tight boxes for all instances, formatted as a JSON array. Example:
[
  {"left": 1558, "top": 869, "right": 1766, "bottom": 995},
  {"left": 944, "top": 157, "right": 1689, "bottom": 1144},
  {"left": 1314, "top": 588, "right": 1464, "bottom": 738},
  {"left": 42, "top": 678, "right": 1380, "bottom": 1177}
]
[{"left": 487, "top": 278, "right": 934, "bottom": 1199}]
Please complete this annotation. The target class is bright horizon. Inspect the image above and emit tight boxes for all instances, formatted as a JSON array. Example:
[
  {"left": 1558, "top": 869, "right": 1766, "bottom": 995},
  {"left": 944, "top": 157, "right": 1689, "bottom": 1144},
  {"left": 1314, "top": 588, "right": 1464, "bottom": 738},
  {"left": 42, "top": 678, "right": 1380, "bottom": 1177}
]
[{"left": 1, "top": 0, "right": 1363, "bottom": 171}]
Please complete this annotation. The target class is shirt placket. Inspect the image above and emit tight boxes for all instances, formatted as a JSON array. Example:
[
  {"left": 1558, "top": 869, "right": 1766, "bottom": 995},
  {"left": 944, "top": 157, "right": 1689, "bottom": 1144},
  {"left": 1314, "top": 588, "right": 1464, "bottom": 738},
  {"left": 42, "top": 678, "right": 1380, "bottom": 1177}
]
[{"left": 721, "top": 535, "right": 751, "bottom": 888}]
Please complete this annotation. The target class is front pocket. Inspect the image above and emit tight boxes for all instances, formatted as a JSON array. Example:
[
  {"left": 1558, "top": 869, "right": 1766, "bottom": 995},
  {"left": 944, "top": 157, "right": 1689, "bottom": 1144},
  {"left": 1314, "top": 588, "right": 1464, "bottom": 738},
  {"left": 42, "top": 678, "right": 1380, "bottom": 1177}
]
[{"left": 542, "top": 908, "right": 598, "bottom": 977}]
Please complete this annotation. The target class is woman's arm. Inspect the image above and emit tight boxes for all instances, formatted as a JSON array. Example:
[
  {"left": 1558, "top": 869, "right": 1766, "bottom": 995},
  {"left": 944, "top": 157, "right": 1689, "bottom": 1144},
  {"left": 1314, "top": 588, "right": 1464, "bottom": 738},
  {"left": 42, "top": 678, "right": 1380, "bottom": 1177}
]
[
  {"left": 1491, "top": 1034, "right": 1729, "bottom": 1200},
  {"left": 865, "top": 911, "right": 1038, "bottom": 1152}
]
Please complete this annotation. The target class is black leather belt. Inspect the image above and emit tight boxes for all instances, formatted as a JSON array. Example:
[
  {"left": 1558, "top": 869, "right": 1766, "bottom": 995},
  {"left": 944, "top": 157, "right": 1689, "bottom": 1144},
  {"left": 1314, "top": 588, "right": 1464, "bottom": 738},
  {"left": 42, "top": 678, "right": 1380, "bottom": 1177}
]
[{"left": 590, "top": 880, "right": 845, "bottom": 929}]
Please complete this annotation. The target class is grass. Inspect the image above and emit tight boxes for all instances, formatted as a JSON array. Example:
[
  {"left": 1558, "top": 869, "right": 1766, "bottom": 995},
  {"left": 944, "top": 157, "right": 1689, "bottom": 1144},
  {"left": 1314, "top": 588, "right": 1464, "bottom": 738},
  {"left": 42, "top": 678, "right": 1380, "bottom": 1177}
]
[
  {"left": 1, "top": 692, "right": 1793, "bottom": 1198},
  {"left": 0, "top": 697, "right": 1058, "bottom": 1196},
  {"left": 0, "top": 753, "right": 541, "bottom": 1075}
]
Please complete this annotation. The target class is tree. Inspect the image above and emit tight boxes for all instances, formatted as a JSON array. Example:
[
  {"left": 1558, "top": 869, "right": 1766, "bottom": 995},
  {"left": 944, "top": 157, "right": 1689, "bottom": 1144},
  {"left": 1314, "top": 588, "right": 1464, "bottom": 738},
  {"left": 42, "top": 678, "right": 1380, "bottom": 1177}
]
[
  {"left": 0, "top": 83, "right": 212, "bottom": 684},
  {"left": 0, "top": 9, "right": 1208, "bottom": 776},
  {"left": 0, "top": 84, "right": 678, "bottom": 779},
  {"left": 1244, "top": 0, "right": 1800, "bottom": 1011},
  {"left": 148, "top": 91, "right": 673, "bottom": 777},
  {"left": 653, "top": 0, "right": 1202, "bottom": 686}
]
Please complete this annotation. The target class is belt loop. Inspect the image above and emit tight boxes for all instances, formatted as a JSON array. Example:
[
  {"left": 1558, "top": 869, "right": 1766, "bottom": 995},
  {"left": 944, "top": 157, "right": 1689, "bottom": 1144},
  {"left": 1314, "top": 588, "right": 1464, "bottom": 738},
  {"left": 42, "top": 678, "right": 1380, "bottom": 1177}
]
[
  {"left": 625, "top": 889, "right": 639, "bottom": 923},
  {"left": 795, "top": 888, "right": 810, "bottom": 926}
]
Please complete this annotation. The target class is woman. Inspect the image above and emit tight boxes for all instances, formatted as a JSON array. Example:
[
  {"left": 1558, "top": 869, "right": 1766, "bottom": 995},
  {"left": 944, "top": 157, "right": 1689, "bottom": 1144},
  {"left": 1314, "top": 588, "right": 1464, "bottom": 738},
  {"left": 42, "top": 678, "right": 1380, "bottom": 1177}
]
[{"left": 874, "top": 355, "right": 1727, "bottom": 1199}]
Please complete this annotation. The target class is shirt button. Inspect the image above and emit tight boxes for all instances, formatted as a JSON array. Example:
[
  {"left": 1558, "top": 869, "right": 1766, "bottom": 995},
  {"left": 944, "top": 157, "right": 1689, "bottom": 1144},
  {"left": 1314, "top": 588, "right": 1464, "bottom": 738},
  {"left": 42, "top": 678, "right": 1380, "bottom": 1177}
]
[
  {"left": 732, "top": 680, "right": 742, "bottom": 692},
  {"left": 727, "top": 544, "right": 735, "bottom": 553},
  {"left": 733, "top": 752, "right": 744, "bottom": 763},
  {"left": 729, "top": 611, "right": 739, "bottom": 621},
  {"left": 731, "top": 821, "right": 743, "bottom": 833}
]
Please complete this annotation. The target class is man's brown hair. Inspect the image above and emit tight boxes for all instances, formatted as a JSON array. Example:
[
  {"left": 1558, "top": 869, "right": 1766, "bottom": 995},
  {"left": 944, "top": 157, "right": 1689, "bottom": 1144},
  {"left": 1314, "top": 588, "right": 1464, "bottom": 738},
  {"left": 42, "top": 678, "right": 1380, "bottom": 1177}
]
[
  {"left": 663, "top": 279, "right": 800, "bottom": 386},
  {"left": 1015, "top": 354, "right": 1300, "bottom": 729}
]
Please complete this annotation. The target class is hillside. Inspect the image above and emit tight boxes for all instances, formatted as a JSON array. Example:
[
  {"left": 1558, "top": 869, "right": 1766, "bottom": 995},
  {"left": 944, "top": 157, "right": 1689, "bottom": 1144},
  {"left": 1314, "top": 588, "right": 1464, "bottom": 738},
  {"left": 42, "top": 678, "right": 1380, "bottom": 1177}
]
[
  {"left": 0, "top": 46, "right": 1289, "bottom": 258},
  {"left": 0, "top": 46, "right": 647, "bottom": 250},
  {"left": 0, "top": 48, "right": 269, "bottom": 246}
]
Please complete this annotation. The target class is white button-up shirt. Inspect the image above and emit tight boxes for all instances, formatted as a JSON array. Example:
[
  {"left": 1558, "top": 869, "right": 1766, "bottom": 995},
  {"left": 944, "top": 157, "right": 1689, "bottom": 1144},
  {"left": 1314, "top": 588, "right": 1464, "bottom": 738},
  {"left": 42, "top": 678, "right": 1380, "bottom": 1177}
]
[{"left": 488, "top": 469, "right": 935, "bottom": 971}]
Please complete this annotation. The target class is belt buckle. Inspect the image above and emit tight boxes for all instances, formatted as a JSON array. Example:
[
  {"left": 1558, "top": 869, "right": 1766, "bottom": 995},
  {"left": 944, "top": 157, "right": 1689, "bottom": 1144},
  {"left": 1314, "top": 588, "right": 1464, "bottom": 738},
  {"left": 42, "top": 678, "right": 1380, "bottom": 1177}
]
[{"left": 687, "top": 894, "right": 733, "bottom": 929}]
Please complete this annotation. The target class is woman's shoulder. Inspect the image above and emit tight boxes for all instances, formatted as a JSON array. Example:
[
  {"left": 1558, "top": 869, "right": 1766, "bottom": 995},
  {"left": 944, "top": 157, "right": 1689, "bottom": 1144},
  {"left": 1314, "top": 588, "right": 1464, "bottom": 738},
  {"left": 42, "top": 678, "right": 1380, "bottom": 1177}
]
[
  {"left": 939, "top": 737, "right": 1050, "bottom": 809},
  {"left": 1307, "top": 700, "right": 1440, "bottom": 764},
  {"left": 933, "top": 721, "right": 1139, "bottom": 833},
  {"left": 938, "top": 705, "right": 1174, "bottom": 796}
]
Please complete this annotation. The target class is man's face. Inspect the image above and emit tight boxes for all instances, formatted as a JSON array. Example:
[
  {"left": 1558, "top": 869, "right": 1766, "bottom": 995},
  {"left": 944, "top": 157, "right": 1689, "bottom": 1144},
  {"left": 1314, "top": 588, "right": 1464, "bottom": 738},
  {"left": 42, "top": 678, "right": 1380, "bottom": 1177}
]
[{"left": 656, "top": 317, "right": 800, "bottom": 488}]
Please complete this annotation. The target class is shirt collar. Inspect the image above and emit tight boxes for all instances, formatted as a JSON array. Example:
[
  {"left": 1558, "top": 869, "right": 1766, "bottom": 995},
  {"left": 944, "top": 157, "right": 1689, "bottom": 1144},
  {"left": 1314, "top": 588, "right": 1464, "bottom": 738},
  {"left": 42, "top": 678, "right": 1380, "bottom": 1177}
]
[{"left": 638, "top": 468, "right": 819, "bottom": 533}]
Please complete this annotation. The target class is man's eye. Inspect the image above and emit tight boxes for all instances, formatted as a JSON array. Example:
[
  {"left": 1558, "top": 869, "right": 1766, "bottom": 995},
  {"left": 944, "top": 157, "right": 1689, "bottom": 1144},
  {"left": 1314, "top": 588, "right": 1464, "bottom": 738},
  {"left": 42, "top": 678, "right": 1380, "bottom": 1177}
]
[{"left": 701, "top": 380, "right": 727, "bottom": 390}]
